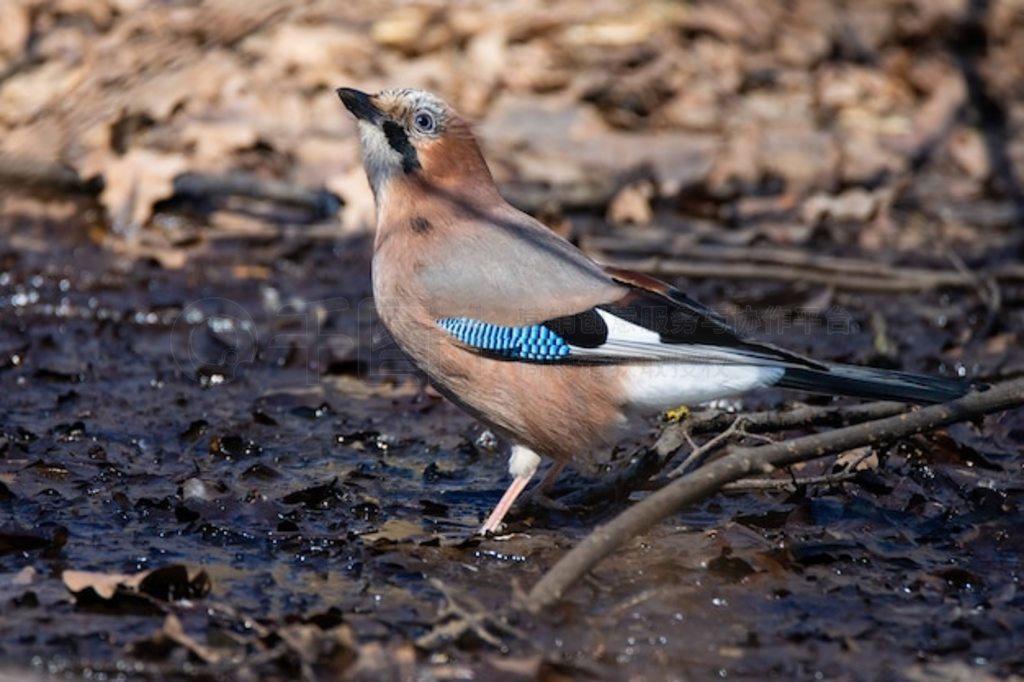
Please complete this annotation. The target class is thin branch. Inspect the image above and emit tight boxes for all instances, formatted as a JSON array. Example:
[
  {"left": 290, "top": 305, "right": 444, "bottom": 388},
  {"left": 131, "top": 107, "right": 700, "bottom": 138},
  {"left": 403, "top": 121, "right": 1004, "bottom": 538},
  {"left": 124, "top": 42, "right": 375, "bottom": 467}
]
[
  {"left": 524, "top": 378, "right": 1024, "bottom": 611},
  {"left": 682, "top": 401, "right": 911, "bottom": 435},
  {"left": 721, "top": 448, "right": 875, "bottom": 492},
  {"left": 588, "top": 236, "right": 920, "bottom": 278}
]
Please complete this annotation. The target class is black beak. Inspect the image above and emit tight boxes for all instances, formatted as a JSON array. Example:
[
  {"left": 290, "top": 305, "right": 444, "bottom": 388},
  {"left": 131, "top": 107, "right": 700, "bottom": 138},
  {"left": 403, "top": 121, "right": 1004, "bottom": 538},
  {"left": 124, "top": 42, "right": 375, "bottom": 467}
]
[{"left": 336, "top": 87, "right": 382, "bottom": 124}]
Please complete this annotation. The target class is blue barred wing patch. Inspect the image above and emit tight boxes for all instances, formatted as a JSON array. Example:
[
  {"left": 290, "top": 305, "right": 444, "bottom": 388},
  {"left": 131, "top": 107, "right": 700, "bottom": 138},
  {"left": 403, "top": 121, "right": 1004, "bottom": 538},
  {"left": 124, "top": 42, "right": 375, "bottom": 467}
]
[{"left": 437, "top": 317, "right": 571, "bottom": 361}]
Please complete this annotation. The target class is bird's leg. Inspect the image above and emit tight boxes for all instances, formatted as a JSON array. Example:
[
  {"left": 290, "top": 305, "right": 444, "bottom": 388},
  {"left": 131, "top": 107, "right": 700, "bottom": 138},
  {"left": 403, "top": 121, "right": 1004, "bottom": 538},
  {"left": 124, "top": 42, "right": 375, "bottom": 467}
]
[
  {"left": 479, "top": 444, "right": 540, "bottom": 535},
  {"left": 537, "top": 461, "right": 566, "bottom": 494},
  {"left": 479, "top": 475, "right": 532, "bottom": 534},
  {"left": 525, "top": 461, "right": 570, "bottom": 512}
]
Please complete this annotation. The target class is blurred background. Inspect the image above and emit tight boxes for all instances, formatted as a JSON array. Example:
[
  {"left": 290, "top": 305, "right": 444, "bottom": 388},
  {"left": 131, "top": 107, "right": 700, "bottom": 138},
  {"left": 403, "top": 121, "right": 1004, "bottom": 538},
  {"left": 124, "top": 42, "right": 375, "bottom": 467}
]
[{"left": 1, "top": 0, "right": 1023, "bottom": 679}]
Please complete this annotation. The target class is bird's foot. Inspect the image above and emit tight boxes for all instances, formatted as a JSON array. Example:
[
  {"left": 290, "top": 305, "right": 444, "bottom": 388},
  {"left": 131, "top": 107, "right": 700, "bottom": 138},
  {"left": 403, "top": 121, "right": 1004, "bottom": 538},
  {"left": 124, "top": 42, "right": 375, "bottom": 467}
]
[{"left": 663, "top": 405, "right": 691, "bottom": 423}]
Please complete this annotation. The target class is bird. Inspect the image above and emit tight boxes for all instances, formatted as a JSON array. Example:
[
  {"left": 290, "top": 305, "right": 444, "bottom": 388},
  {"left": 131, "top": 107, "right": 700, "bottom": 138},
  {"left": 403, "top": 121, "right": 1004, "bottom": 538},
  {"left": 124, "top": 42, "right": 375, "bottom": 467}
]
[{"left": 336, "top": 86, "right": 971, "bottom": 534}]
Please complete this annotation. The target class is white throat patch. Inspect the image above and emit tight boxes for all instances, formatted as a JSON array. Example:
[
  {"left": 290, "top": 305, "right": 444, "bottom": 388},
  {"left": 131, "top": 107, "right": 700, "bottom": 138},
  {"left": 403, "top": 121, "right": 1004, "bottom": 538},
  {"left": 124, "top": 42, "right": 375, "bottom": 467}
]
[{"left": 358, "top": 120, "right": 403, "bottom": 199}]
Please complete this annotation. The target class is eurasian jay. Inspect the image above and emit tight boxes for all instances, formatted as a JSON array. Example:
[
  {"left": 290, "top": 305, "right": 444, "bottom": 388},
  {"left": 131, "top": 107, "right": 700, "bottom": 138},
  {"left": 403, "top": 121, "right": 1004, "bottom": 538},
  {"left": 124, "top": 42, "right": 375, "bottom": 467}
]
[{"left": 336, "top": 87, "right": 970, "bottom": 534}]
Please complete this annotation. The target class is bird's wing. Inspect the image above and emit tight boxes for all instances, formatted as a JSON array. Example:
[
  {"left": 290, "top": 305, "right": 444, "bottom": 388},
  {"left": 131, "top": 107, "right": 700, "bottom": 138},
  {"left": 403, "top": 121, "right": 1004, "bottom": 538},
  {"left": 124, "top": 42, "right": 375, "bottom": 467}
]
[
  {"left": 414, "top": 205, "right": 627, "bottom": 326},
  {"left": 434, "top": 259, "right": 826, "bottom": 371}
]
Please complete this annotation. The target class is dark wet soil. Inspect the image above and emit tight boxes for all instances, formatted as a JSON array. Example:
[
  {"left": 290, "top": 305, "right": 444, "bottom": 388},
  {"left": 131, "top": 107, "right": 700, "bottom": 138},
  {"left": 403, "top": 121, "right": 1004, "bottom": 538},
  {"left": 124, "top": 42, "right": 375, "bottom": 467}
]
[{"left": 0, "top": 189, "right": 1022, "bottom": 680}]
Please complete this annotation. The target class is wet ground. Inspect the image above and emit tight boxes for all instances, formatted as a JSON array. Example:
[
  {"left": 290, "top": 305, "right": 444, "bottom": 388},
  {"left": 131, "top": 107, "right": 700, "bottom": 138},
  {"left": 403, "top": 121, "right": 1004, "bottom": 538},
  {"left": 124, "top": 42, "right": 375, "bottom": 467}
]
[{"left": 0, "top": 188, "right": 1022, "bottom": 680}]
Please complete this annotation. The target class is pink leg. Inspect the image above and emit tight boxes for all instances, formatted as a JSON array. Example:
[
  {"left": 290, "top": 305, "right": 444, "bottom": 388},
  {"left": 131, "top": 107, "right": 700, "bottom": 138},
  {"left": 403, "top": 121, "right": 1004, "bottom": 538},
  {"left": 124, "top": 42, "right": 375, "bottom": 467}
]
[
  {"left": 537, "top": 461, "right": 565, "bottom": 494},
  {"left": 479, "top": 475, "right": 532, "bottom": 535}
]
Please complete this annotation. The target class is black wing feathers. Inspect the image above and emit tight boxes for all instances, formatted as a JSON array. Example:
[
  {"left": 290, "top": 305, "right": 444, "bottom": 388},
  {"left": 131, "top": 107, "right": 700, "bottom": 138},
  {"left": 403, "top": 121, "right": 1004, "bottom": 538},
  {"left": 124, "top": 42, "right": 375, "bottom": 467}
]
[
  {"left": 601, "top": 279, "right": 827, "bottom": 370},
  {"left": 541, "top": 309, "right": 607, "bottom": 348}
]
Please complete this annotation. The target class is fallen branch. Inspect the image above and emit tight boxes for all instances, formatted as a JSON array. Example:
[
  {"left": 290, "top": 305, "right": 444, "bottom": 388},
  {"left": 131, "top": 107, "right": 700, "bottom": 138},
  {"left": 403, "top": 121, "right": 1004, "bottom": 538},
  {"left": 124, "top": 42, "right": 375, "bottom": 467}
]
[
  {"left": 0, "top": 156, "right": 102, "bottom": 195},
  {"left": 602, "top": 256, "right": 1024, "bottom": 293},
  {"left": 0, "top": 157, "right": 341, "bottom": 219},
  {"left": 525, "top": 377, "right": 1024, "bottom": 611},
  {"left": 588, "top": 236, "right": 918, "bottom": 277},
  {"left": 172, "top": 172, "right": 341, "bottom": 219}
]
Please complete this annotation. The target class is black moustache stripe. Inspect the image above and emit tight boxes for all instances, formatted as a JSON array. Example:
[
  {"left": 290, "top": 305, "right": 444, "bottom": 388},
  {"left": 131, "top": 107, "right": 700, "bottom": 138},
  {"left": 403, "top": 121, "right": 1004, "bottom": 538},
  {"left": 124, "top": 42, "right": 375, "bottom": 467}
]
[{"left": 382, "top": 121, "right": 422, "bottom": 174}]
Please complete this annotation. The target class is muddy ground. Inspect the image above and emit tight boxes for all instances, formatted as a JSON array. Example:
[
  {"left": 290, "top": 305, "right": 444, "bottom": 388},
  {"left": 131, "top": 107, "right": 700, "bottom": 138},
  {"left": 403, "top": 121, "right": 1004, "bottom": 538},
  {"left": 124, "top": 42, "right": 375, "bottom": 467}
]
[{"left": 1, "top": 0, "right": 1024, "bottom": 680}]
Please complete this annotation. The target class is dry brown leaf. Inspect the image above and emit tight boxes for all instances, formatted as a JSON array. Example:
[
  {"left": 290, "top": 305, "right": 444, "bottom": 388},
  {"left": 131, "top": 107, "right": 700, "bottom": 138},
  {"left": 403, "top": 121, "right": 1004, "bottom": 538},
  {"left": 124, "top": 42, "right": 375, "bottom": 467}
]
[
  {"left": 327, "top": 165, "right": 376, "bottom": 233},
  {"left": 130, "top": 53, "right": 240, "bottom": 122},
  {"left": 63, "top": 564, "right": 210, "bottom": 602},
  {"left": 802, "top": 189, "right": 881, "bottom": 225},
  {"left": 835, "top": 446, "right": 878, "bottom": 472},
  {"left": 607, "top": 180, "right": 654, "bottom": 225},
  {"left": 764, "top": 129, "right": 839, "bottom": 190},
  {"left": 63, "top": 569, "right": 137, "bottom": 600},
  {"left": 51, "top": 0, "right": 115, "bottom": 27},
  {"left": 459, "top": 28, "right": 507, "bottom": 117},
  {"left": 361, "top": 519, "right": 424, "bottom": 544},
  {"left": 0, "top": 61, "right": 88, "bottom": 128},
  {"left": 660, "top": 85, "right": 722, "bottom": 132},
  {"left": 0, "top": 1, "right": 30, "bottom": 59},
  {"left": 838, "top": 129, "right": 906, "bottom": 185},
  {"left": 948, "top": 126, "right": 991, "bottom": 180},
  {"left": 889, "top": 68, "right": 967, "bottom": 159},
  {"left": 181, "top": 120, "right": 259, "bottom": 162},
  {"left": 561, "top": 4, "right": 682, "bottom": 47},
  {"left": 82, "top": 149, "right": 187, "bottom": 228},
  {"left": 371, "top": 6, "right": 452, "bottom": 56},
  {"left": 12, "top": 566, "right": 37, "bottom": 586}
]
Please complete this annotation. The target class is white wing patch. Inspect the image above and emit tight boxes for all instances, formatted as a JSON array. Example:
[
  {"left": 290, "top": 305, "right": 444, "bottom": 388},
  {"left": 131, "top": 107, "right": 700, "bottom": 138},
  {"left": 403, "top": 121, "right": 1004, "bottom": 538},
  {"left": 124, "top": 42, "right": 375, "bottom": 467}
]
[
  {"left": 569, "top": 309, "right": 795, "bottom": 368},
  {"left": 596, "top": 308, "right": 661, "bottom": 345}
]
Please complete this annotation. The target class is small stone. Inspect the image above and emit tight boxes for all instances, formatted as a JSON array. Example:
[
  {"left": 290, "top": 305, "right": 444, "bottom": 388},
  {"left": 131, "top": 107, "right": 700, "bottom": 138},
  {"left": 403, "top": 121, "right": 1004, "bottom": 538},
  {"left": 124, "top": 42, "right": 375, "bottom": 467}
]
[{"left": 182, "top": 477, "right": 210, "bottom": 502}]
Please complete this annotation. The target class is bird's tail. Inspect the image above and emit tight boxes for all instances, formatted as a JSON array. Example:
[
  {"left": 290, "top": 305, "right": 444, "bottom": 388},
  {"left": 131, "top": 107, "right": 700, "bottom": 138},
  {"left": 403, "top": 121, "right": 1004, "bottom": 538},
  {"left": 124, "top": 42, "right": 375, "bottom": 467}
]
[{"left": 777, "top": 363, "right": 972, "bottom": 404}]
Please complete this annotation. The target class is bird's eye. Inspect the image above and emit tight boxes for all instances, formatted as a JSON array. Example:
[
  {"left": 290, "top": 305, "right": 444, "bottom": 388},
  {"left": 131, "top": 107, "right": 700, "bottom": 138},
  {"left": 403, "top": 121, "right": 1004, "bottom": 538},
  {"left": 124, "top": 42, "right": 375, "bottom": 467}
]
[{"left": 413, "top": 111, "right": 435, "bottom": 133}]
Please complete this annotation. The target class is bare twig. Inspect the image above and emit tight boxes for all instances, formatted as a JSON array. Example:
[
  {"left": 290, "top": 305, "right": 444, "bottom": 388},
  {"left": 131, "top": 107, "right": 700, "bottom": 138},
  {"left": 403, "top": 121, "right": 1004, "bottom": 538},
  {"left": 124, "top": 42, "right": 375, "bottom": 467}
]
[
  {"left": 172, "top": 172, "right": 341, "bottom": 219},
  {"left": 416, "top": 578, "right": 527, "bottom": 651},
  {"left": 524, "top": 378, "right": 1024, "bottom": 610},
  {"left": 665, "top": 417, "right": 745, "bottom": 478},
  {"left": 722, "top": 448, "right": 875, "bottom": 492}
]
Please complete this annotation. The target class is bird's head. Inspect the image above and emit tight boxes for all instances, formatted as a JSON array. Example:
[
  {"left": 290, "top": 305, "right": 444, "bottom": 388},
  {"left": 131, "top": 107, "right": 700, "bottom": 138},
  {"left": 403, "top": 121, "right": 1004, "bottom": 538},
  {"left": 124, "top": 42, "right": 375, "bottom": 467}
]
[{"left": 336, "top": 87, "right": 494, "bottom": 201}]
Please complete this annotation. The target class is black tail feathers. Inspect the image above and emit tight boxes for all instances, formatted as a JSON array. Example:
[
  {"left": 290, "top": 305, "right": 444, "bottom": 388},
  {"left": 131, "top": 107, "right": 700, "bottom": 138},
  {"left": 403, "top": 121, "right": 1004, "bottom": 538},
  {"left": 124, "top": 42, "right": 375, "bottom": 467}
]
[{"left": 778, "top": 363, "right": 973, "bottom": 404}]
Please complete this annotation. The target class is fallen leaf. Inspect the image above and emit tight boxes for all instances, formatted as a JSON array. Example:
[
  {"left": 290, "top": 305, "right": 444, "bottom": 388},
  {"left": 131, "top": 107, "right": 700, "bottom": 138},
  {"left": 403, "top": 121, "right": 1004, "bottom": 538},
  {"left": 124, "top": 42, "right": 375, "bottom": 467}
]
[
  {"left": 83, "top": 149, "right": 187, "bottom": 229},
  {"left": 361, "top": 518, "right": 424, "bottom": 544},
  {"left": 63, "top": 570, "right": 132, "bottom": 600},
  {"left": 802, "top": 188, "right": 881, "bottom": 225},
  {"left": 11, "top": 566, "right": 37, "bottom": 586},
  {"left": 63, "top": 564, "right": 210, "bottom": 603},
  {"left": 948, "top": 126, "right": 990, "bottom": 180},
  {"left": 607, "top": 180, "right": 654, "bottom": 225},
  {"left": 0, "top": 2, "right": 30, "bottom": 59}
]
